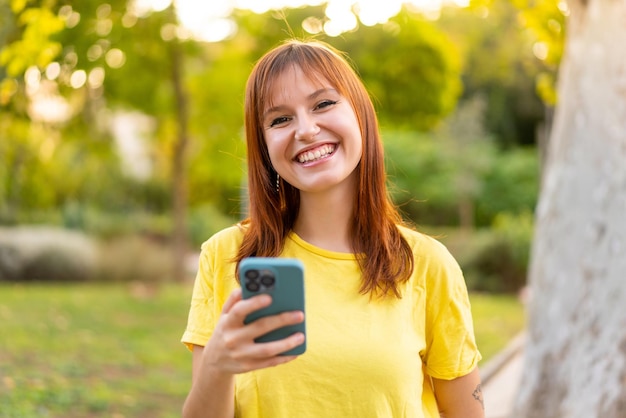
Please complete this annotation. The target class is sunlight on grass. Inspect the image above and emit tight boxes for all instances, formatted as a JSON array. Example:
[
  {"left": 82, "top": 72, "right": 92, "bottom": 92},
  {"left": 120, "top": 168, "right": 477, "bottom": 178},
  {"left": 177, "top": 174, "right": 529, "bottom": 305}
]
[
  {"left": 470, "top": 293, "right": 526, "bottom": 363},
  {"left": 0, "top": 283, "right": 193, "bottom": 418},
  {"left": 0, "top": 283, "right": 525, "bottom": 416}
]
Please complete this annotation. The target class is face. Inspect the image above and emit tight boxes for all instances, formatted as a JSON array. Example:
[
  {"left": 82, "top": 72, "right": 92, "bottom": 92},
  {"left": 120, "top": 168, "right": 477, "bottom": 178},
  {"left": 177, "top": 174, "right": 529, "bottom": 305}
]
[{"left": 262, "top": 65, "right": 363, "bottom": 195}]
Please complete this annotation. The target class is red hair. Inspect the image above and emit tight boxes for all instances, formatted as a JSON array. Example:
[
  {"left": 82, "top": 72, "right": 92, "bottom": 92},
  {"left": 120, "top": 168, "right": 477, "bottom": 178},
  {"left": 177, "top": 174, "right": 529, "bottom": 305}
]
[{"left": 236, "top": 39, "right": 413, "bottom": 298}]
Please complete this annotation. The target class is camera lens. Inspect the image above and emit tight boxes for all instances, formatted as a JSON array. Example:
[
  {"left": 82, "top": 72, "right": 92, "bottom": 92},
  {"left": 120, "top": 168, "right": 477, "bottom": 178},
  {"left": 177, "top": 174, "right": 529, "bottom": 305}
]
[
  {"left": 245, "top": 282, "right": 260, "bottom": 292},
  {"left": 245, "top": 269, "right": 259, "bottom": 280},
  {"left": 260, "top": 274, "right": 275, "bottom": 287}
]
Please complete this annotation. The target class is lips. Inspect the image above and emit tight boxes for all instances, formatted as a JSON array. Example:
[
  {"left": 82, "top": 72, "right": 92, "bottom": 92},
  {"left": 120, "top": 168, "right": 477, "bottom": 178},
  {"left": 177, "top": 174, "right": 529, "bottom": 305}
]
[{"left": 296, "top": 144, "right": 337, "bottom": 164}]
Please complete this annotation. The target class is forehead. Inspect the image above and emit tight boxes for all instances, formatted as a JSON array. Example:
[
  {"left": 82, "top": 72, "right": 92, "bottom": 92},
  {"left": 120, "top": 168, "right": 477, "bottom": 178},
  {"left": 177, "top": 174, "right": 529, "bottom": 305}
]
[{"left": 263, "top": 65, "right": 334, "bottom": 106}]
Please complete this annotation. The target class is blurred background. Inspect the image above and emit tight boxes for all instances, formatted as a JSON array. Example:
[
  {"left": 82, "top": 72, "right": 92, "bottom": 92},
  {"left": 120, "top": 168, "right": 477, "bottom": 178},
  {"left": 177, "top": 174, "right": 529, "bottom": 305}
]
[{"left": 0, "top": 0, "right": 564, "bottom": 416}]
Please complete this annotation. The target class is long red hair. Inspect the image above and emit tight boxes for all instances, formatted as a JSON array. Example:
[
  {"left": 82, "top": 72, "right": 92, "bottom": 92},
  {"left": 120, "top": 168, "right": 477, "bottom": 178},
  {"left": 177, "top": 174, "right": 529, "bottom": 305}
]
[{"left": 236, "top": 39, "right": 413, "bottom": 298}]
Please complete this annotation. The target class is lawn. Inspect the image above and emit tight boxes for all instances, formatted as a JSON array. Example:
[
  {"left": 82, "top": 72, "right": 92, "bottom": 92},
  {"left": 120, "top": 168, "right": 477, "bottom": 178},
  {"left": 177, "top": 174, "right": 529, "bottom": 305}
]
[
  {"left": 470, "top": 292, "right": 526, "bottom": 362},
  {"left": 0, "top": 283, "right": 524, "bottom": 417},
  {"left": 0, "top": 283, "right": 192, "bottom": 418}
]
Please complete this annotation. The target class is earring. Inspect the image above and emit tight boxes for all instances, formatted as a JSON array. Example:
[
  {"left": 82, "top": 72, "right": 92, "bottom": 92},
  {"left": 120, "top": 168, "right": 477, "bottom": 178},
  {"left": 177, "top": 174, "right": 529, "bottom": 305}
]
[{"left": 275, "top": 172, "right": 280, "bottom": 192}]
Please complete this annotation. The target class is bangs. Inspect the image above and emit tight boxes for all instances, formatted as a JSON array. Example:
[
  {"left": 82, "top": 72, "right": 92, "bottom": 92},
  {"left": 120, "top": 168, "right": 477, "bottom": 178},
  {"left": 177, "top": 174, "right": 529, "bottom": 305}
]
[{"left": 253, "top": 43, "right": 352, "bottom": 121}]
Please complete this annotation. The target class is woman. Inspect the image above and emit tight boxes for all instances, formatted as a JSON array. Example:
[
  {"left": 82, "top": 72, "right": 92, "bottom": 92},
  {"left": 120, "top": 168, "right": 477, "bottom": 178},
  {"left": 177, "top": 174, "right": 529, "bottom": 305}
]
[{"left": 182, "top": 39, "right": 484, "bottom": 418}]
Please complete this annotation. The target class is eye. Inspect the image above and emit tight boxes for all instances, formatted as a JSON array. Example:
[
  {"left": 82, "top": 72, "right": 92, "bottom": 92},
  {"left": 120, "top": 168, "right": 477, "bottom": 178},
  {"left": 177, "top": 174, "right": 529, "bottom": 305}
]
[
  {"left": 269, "top": 116, "right": 290, "bottom": 127},
  {"left": 315, "top": 100, "right": 337, "bottom": 111}
]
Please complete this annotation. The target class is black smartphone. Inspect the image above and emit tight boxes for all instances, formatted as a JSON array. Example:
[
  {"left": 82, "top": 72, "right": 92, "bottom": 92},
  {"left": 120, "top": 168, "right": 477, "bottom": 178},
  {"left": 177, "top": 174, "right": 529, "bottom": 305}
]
[{"left": 239, "top": 257, "right": 306, "bottom": 355}]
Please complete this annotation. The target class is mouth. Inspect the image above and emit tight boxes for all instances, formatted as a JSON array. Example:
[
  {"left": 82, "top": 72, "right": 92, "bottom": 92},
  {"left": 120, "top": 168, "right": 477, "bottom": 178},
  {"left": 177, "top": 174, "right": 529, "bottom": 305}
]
[{"left": 295, "top": 144, "right": 337, "bottom": 164}]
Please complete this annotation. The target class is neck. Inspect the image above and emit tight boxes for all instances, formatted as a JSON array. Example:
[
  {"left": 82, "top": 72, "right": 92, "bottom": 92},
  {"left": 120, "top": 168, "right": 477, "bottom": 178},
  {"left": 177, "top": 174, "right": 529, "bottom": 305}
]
[{"left": 293, "top": 186, "right": 355, "bottom": 253}]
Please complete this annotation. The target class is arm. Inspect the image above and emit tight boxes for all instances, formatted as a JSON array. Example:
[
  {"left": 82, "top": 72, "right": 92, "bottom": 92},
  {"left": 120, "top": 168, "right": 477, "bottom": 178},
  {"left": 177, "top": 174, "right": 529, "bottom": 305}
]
[
  {"left": 183, "top": 345, "right": 235, "bottom": 418},
  {"left": 182, "top": 288, "right": 305, "bottom": 418},
  {"left": 432, "top": 367, "right": 484, "bottom": 418}
]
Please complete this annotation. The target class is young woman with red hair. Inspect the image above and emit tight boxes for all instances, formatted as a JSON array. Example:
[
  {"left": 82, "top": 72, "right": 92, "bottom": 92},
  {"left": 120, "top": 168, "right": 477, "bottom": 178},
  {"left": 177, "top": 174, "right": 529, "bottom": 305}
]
[{"left": 182, "top": 39, "right": 484, "bottom": 418}]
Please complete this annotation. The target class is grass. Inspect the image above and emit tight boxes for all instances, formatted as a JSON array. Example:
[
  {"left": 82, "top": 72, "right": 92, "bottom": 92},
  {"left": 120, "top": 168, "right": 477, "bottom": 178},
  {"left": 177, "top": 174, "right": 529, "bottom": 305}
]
[
  {"left": 470, "top": 292, "right": 526, "bottom": 362},
  {"left": 0, "top": 283, "right": 524, "bottom": 417},
  {"left": 0, "top": 282, "right": 192, "bottom": 418}
]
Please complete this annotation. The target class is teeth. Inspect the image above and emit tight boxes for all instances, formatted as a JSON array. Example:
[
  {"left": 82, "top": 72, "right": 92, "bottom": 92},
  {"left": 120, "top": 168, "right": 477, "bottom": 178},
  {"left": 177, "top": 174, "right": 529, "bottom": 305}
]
[{"left": 297, "top": 145, "right": 335, "bottom": 163}]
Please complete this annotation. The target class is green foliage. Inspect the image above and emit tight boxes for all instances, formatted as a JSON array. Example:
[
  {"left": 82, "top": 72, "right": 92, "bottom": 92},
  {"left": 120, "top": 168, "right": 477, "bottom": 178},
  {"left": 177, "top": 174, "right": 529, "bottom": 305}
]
[
  {"left": 0, "top": 110, "right": 163, "bottom": 224},
  {"left": 492, "top": 210, "right": 534, "bottom": 274},
  {"left": 187, "top": 204, "right": 238, "bottom": 248},
  {"left": 385, "top": 96, "right": 538, "bottom": 228},
  {"left": 431, "top": 95, "right": 494, "bottom": 228},
  {"left": 384, "top": 98, "right": 539, "bottom": 229},
  {"left": 434, "top": 221, "right": 532, "bottom": 294},
  {"left": 0, "top": 2, "right": 64, "bottom": 77},
  {"left": 462, "top": 0, "right": 565, "bottom": 106},
  {"left": 514, "top": 0, "right": 565, "bottom": 105},
  {"left": 78, "top": 209, "right": 173, "bottom": 239},
  {"left": 476, "top": 147, "right": 539, "bottom": 225},
  {"left": 335, "top": 9, "right": 463, "bottom": 130},
  {"left": 439, "top": 0, "right": 547, "bottom": 146},
  {"left": 0, "top": 1, "right": 183, "bottom": 223},
  {"left": 461, "top": 231, "right": 526, "bottom": 293},
  {"left": 384, "top": 129, "right": 456, "bottom": 224},
  {"left": 185, "top": 40, "right": 249, "bottom": 212}
]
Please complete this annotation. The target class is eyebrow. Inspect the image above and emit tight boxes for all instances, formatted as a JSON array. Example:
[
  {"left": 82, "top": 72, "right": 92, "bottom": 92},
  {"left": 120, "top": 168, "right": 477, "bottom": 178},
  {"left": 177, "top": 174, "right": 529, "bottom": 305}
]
[{"left": 263, "top": 88, "right": 338, "bottom": 120}]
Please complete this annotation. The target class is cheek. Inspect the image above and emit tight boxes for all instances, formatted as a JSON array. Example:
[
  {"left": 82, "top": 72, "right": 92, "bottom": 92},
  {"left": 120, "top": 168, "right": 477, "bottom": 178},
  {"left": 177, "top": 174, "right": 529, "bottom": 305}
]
[
  {"left": 264, "top": 135, "right": 285, "bottom": 167},
  {"left": 345, "top": 121, "right": 364, "bottom": 157},
  {"left": 343, "top": 111, "right": 363, "bottom": 145}
]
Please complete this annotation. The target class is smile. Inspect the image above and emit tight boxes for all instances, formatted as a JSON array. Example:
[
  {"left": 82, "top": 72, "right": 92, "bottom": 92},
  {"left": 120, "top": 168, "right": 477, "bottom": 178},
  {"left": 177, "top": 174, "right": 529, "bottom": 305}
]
[{"left": 296, "top": 144, "right": 336, "bottom": 164}]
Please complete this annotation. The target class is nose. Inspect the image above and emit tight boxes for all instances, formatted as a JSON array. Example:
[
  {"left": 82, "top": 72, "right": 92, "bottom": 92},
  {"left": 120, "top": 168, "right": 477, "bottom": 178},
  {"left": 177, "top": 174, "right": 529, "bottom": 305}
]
[{"left": 295, "top": 113, "right": 319, "bottom": 141}]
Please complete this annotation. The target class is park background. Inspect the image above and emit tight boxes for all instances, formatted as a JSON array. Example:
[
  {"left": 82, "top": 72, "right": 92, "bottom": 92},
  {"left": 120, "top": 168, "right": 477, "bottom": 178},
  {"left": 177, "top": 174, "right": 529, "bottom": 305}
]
[{"left": 1, "top": 0, "right": 571, "bottom": 416}]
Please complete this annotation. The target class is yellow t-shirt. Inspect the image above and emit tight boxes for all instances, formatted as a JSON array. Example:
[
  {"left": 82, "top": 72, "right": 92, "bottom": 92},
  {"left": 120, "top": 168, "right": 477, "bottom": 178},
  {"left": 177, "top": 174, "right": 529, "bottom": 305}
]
[{"left": 182, "top": 225, "right": 481, "bottom": 418}]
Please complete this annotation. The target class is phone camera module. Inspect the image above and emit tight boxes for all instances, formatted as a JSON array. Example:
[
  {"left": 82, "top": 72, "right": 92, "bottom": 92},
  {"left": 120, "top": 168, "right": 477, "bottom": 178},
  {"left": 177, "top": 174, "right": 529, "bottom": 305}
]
[
  {"left": 245, "top": 269, "right": 260, "bottom": 280},
  {"left": 244, "top": 269, "right": 261, "bottom": 292},
  {"left": 245, "top": 281, "right": 260, "bottom": 292},
  {"left": 244, "top": 269, "right": 274, "bottom": 292},
  {"left": 260, "top": 274, "right": 275, "bottom": 287}
]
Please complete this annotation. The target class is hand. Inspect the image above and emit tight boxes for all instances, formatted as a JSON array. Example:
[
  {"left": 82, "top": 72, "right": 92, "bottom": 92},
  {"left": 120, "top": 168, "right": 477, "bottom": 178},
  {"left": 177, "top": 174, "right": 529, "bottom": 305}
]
[{"left": 201, "top": 288, "right": 305, "bottom": 376}]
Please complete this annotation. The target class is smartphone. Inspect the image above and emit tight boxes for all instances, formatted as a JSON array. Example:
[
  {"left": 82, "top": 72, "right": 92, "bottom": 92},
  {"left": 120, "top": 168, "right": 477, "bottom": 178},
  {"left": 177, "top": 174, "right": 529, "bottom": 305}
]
[{"left": 239, "top": 257, "right": 306, "bottom": 355}]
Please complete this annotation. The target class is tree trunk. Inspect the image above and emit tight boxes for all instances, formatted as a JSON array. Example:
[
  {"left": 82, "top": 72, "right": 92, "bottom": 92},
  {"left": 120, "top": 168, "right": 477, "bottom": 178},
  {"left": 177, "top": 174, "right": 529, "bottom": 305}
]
[
  {"left": 170, "top": 34, "right": 189, "bottom": 283},
  {"left": 458, "top": 195, "right": 474, "bottom": 231},
  {"left": 512, "top": 0, "right": 626, "bottom": 417}
]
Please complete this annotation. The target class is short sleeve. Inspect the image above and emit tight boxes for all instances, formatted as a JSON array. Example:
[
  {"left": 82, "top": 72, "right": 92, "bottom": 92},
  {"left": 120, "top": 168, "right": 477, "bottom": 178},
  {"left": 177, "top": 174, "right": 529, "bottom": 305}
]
[
  {"left": 181, "top": 243, "right": 217, "bottom": 351},
  {"left": 180, "top": 226, "right": 244, "bottom": 351},
  {"left": 419, "top": 238, "right": 481, "bottom": 380}
]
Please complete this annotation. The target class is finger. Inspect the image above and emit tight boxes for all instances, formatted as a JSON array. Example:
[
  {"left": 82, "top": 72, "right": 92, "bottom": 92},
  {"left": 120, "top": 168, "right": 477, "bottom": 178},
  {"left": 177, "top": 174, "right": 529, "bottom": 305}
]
[
  {"left": 227, "top": 293, "right": 272, "bottom": 323},
  {"left": 246, "top": 310, "right": 304, "bottom": 340},
  {"left": 221, "top": 287, "right": 243, "bottom": 314},
  {"left": 247, "top": 331, "right": 306, "bottom": 360}
]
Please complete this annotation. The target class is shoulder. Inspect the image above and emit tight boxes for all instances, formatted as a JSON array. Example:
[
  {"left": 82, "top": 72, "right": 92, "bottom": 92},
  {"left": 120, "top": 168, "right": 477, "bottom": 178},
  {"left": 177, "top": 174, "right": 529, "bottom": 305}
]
[
  {"left": 194, "top": 224, "right": 246, "bottom": 286},
  {"left": 200, "top": 224, "right": 246, "bottom": 253},
  {"left": 397, "top": 225, "right": 457, "bottom": 265},
  {"left": 397, "top": 224, "right": 464, "bottom": 294},
  {"left": 196, "top": 224, "right": 246, "bottom": 270}
]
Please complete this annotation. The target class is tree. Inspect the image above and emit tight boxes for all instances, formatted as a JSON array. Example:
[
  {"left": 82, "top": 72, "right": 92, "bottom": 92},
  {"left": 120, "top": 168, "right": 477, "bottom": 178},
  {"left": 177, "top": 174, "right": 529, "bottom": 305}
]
[
  {"left": 334, "top": 9, "right": 463, "bottom": 131},
  {"left": 0, "top": 0, "right": 194, "bottom": 279},
  {"left": 512, "top": 0, "right": 626, "bottom": 416},
  {"left": 438, "top": 0, "right": 548, "bottom": 148}
]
